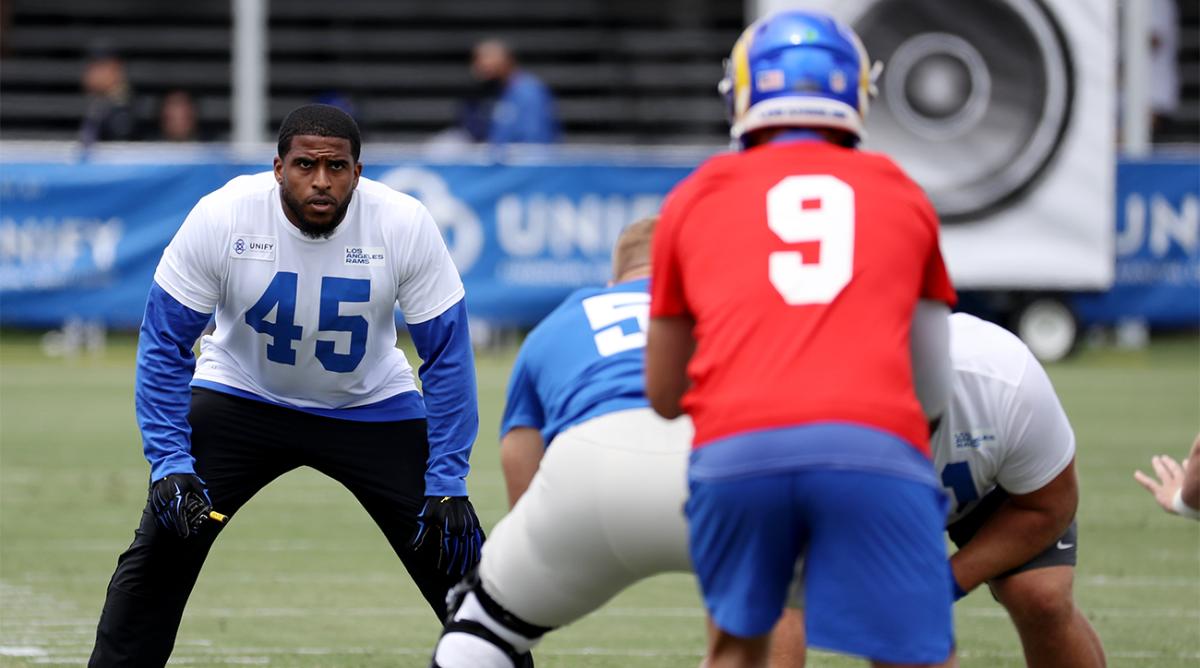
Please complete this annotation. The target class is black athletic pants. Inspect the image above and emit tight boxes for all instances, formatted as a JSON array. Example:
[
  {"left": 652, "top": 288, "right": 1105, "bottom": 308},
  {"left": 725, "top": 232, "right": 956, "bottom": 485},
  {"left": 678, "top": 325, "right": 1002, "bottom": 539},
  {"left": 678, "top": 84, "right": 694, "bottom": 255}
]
[{"left": 89, "top": 387, "right": 471, "bottom": 667}]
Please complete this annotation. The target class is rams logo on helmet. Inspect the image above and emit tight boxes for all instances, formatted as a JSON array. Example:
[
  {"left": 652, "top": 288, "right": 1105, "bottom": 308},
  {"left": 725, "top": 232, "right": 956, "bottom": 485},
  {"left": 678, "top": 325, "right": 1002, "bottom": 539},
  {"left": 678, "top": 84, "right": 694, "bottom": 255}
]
[{"left": 720, "top": 10, "right": 881, "bottom": 146}]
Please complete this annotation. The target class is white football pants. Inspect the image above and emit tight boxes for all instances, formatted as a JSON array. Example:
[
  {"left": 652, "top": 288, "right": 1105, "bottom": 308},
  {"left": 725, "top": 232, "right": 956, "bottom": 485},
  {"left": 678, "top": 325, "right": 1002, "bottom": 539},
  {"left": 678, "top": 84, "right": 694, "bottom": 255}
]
[{"left": 479, "top": 408, "right": 694, "bottom": 628}]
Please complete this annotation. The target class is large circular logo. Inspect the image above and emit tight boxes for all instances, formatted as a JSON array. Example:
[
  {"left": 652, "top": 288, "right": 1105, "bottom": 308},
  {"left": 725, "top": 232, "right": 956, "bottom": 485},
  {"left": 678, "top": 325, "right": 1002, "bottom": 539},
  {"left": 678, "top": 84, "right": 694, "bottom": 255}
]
[
  {"left": 855, "top": 0, "right": 1074, "bottom": 222},
  {"left": 376, "top": 167, "right": 484, "bottom": 273}
]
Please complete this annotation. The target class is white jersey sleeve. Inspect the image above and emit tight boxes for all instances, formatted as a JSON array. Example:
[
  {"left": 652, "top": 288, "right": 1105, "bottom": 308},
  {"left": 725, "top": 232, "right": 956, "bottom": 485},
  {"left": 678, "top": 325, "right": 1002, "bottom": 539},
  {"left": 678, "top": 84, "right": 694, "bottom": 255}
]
[
  {"left": 994, "top": 350, "right": 1076, "bottom": 494},
  {"left": 153, "top": 196, "right": 227, "bottom": 313},
  {"left": 395, "top": 201, "right": 465, "bottom": 325}
]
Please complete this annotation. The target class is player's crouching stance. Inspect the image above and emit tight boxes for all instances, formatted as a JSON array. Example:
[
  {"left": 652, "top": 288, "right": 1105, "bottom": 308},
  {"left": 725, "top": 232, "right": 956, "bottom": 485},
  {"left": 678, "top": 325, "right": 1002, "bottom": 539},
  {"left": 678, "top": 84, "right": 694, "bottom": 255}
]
[
  {"left": 430, "top": 218, "right": 695, "bottom": 667},
  {"left": 774, "top": 314, "right": 1106, "bottom": 668},
  {"left": 940, "top": 314, "right": 1105, "bottom": 667},
  {"left": 648, "top": 10, "right": 959, "bottom": 668},
  {"left": 90, "top": 105, "right": 484, "bottom": 666}
]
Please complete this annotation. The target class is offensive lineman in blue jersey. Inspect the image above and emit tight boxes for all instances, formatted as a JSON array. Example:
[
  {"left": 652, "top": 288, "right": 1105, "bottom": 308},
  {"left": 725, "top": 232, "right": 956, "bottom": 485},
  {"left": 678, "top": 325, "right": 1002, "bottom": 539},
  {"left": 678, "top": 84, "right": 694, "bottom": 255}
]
[
  {"left": 90, "top": 105, "right": 484, "bottom": 666},
  {"left": 430, "top": 217, "right": 695, "bottom": 668}
]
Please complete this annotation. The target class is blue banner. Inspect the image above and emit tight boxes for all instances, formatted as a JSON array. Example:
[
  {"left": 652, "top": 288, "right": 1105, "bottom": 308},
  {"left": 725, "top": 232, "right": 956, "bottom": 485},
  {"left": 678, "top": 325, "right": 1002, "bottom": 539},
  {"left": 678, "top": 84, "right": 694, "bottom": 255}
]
[
  {"left": 366, "top": 163, "right": 684, "bottom": 325},
  {"left": 1073, "top": 157, "right": 1200, "bottom": 327},
  {"left": 1, "top": 155, "right": 1195, "bottom": 329},
  {"left": 0, "top": 159, "right": 688, "bottom": 328},
  {"left": 0, "top": 163, "right": 263, "bottom": 328}
]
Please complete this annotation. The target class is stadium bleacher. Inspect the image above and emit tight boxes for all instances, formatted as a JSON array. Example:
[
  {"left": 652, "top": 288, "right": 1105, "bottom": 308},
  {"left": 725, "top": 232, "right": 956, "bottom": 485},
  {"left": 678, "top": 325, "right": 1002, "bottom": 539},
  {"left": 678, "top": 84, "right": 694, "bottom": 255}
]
[
  {"left": 0, "top": 0, "right": 746, "bottom": 144},
  {"left": 1, "top": 1, "right": 1196, "bottom": 144}
]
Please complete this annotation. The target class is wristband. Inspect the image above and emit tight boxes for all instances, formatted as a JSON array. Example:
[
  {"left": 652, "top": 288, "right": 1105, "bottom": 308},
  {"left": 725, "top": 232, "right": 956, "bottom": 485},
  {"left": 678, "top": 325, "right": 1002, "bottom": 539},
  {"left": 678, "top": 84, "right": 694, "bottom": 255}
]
[{"left": 1172, "top": 489, "right": 1200, "bottom": 520}]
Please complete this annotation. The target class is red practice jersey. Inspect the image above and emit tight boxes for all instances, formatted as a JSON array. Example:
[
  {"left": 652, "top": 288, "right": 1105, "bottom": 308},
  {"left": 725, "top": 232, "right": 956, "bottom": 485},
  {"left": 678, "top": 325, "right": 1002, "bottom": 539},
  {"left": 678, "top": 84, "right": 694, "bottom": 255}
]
[{"left": 650, "top": 140, "right": 956, "bottom": 455}]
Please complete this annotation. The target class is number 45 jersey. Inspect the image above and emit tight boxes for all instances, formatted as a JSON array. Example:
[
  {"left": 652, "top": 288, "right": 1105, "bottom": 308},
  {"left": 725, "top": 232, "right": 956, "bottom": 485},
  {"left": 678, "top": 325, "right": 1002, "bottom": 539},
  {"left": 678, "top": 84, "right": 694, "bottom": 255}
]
[
  {"left": 154, "top": 172, "right": 464, "bottom": 414},
  {"left": 651, "top": 140, "right": 957, "bottom": 455}
]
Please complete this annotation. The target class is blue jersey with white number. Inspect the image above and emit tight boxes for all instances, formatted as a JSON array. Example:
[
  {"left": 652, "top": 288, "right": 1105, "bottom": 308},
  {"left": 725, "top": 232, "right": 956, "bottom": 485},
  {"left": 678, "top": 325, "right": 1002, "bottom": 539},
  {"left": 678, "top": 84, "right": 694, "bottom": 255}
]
[{"left": 501, "top": 278, "right": 650, "bottom": 446}]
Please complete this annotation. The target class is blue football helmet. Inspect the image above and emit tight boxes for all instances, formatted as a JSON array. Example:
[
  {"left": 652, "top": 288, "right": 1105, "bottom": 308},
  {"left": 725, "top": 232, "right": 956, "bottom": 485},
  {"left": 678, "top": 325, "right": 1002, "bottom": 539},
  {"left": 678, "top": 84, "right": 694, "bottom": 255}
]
[{"left": 719, "top": 10, "right": 881, "bottom": 146}]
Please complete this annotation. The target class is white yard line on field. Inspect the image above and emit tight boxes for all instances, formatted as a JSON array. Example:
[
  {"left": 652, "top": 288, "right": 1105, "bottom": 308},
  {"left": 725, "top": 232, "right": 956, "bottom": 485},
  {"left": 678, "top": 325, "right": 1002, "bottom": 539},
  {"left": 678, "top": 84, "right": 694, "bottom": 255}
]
[
  {"left": 0, "top": 581, "right": 94, "bottom": 653},
  {"left": 0, "top": 580, "right": 223, "bottom": 666},
  {"left": 4, "top": 577, "right": 1197, "bottom": 665},
  {"left": 957, "top": 649, "right": 1200, "bottom": 661},
  {"left": 5, "top": 539, "right": 330, "bottom": 553},
  {"left": 1080, "top": 574, "right": 1200, "bottom": 587},
  {"left": 174, "top": 604, "right": 1193, "bottom": 617},
  {"left": 19, "top": 646, "right": 1200, "bottom": 665},
  {"left": 0, "top": 647, "right": 49, "bottom": 657},
  {"left": 21, "top": 570, "right": 1200, "bottom": 587}
]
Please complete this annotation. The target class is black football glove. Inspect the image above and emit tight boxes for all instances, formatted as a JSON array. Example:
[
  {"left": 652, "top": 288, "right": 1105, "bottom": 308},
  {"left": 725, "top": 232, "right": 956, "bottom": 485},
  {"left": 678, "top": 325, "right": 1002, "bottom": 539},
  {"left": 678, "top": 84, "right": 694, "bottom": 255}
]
[
  {"left": 410, "top": 495, "right": 484, "bottom": 577},
  {"left": 150, "top": 473, "right": 214, "bottom": 539}
]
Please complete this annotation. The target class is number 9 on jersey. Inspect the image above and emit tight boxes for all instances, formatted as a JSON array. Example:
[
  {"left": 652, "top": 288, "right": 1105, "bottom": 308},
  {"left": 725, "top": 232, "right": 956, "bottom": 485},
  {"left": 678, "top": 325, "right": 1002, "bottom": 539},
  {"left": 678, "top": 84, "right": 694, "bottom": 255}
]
[{"left": 767, "top": 175, "right": 855, "bottom": 305}]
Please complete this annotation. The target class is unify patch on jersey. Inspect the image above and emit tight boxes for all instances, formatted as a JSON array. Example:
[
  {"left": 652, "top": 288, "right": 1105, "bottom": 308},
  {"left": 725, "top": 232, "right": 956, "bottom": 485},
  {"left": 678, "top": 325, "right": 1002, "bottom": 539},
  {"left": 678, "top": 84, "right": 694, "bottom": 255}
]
[
  {"left": 230, "top": 234, "right": 277, "bottom": 261},
  {"left": 345, "top": 246, "right": 386, "bottom": 266},
  {"left": 953, "top": 429, "right": 997, "bottom": 449}
]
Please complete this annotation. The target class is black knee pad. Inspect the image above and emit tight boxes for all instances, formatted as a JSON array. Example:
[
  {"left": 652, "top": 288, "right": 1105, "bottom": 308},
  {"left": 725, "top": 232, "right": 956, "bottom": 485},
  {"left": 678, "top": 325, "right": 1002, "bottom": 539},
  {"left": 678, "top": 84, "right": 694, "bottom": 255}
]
[
  {"left": 443, "top": 568, "right": 481, "bottom": 623},
  {"left": 434, "top": 569, "right": 547, "bottom": 668},
  {"left": 445, "top": 568, "right": 553, "bottom": 641}
]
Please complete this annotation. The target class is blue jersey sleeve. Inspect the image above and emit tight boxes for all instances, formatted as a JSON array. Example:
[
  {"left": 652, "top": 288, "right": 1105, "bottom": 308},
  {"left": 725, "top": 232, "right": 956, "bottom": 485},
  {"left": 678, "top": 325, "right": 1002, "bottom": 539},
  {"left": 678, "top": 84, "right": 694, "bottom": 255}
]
[
  {"left": 136, "top": 282, "right": 212, "bottom": 481},
  {"left": 407, "top": 298, "right": 479, "bottom": 497},
  {"left": 499, "top": 345, "right": 545, "bottom": 439}
]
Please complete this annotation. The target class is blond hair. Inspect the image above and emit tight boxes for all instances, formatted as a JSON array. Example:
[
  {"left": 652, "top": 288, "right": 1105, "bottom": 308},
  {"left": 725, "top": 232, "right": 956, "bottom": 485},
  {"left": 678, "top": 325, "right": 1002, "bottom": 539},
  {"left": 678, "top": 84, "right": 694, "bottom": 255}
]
[{"left": 612, "top": 215, "right": 657, "bottom": 281}]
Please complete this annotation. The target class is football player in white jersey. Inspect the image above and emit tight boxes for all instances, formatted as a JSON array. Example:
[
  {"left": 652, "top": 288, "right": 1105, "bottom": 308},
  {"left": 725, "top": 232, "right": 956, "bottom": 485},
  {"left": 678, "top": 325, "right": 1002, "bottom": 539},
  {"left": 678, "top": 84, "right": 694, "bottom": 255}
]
[
  {"left": 772, "top": 312, "right": 1107, "bottom": 667},
  {"left": 90, "top": 105, "right": 484, "bottom": 666},
  {"left": 933, "top": 313, "right": 1104, "bottom": 667}
]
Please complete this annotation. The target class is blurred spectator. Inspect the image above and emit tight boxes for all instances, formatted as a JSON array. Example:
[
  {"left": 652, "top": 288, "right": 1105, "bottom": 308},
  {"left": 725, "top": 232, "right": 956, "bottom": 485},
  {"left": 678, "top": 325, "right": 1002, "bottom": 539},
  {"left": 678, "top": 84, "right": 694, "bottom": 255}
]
[
  {"left": 461, "top": 39, "right": 560, "bottom": 144},
  {"left": 79, "top": 42, "right": 139, "bottom": 144},
  {"left": 1150, "top": 0, "right": 1180, "bottom": 138},
  {"left": 157, "top": 90, "right": 201, "bottom": 142}
]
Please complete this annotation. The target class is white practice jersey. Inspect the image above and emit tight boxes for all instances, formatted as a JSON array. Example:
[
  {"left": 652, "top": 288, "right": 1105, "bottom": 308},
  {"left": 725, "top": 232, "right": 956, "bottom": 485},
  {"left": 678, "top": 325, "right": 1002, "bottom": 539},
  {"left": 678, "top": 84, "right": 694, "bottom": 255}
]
[
  {"left": 934, "top": 313, "right": 1076, "bottom": 525},
  {"left": 154, "top": 172, "right": 464, "bottom": 410}
]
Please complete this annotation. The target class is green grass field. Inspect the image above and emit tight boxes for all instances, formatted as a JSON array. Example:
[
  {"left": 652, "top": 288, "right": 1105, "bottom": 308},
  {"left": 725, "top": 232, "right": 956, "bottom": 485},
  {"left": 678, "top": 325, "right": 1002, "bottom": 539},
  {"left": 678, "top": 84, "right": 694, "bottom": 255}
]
[{"left": 1, "top": 331, "right": 1197, "bottom": 667}]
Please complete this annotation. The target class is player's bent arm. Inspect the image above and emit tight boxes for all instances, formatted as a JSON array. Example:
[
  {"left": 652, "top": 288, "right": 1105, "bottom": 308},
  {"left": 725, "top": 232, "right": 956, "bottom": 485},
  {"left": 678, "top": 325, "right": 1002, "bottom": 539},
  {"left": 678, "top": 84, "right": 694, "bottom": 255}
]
[
  {"left": 645, "top": 315, "right": 696, "bottom": 419},
  {"left": 951, "top": 459, "right": 1079, "bottom": 593},
  {"left": 500, "top": 428, "right": 545, "bottom": 508},
  {"left": 408, "top": 299, "right": 480, "bottom": 497},
  {"left": 136, "top": 282, "right": 213, "bottom": 480},
  {"left": 910, "top": 299, "right": 952, "bottom": 421}
]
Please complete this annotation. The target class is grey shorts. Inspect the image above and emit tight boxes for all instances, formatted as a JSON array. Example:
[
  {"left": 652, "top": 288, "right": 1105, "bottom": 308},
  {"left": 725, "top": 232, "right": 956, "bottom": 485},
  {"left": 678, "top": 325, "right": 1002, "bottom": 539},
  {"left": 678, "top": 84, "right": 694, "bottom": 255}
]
[{"left": 947, "top": 487, "right": 1077, "bottom": 579}]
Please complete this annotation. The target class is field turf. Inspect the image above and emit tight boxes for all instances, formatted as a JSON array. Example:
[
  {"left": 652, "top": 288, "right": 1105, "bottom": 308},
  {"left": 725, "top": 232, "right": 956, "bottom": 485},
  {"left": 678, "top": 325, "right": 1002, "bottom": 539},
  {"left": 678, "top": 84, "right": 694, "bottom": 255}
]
[{"left": 1, "top": 331, "right": 1197, "bottom": 666}]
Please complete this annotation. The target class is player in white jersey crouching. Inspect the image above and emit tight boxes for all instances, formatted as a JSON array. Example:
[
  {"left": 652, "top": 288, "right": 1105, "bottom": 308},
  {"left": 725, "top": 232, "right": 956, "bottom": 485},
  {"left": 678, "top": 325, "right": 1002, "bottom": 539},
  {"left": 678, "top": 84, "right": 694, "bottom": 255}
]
[
  {"left": 935, "top": 313, "right": 1105, "bottom": 666},
  {"left": 773, "top": 312, "right": 1107, "bottom": 668},
  {"left": 90, "top": 104, "right": 484, "bottom": 666},
  {"left": 430, "top": 217, "right": 695, "bottom": 668}
]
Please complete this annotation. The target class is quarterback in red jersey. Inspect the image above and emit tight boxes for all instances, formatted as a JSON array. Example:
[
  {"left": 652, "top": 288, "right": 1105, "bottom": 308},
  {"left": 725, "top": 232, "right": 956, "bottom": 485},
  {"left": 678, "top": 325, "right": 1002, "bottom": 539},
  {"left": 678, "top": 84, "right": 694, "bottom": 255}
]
[
  {"left": 652, "top": 140, "right": 955, "bottom": 454},
  {"left": 646, "top": 10, "right": 958, "bottom": 668}
]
